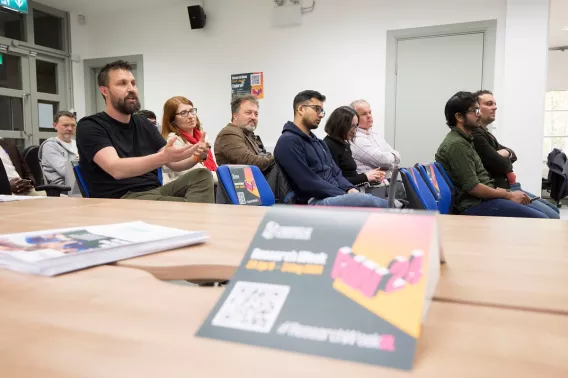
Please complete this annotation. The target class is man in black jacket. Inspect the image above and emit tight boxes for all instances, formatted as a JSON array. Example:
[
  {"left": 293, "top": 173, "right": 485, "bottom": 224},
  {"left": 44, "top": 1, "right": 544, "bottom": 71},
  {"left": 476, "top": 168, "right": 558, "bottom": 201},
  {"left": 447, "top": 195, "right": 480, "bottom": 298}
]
[{"left": 472, "top": 90, "right": 559, "bottom": 218}]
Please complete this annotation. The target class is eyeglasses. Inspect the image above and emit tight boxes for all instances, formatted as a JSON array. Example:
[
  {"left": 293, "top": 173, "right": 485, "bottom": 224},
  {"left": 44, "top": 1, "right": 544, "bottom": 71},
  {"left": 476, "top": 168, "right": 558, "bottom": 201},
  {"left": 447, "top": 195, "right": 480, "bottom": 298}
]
[
  {"left": 175, "top": 108, "right": 198, "bottom": 117},
  {"left": 466, "top": 107, "right": 481, "bottom": 117},
  {"left": 302, "top": 105, "right": 326, "bottom": 116}
]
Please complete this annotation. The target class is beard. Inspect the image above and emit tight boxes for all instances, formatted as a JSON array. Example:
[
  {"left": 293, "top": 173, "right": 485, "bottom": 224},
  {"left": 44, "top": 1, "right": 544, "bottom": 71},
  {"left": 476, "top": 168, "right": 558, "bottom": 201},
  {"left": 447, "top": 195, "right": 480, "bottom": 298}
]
[
  {"left": 243, "top": 124, "right": 257, "bottom": 132},
  {"left": 111, "top": 92, "right": 141, "bottom": 115},
  {"left": 464, "top": 117, "right": 480, "bottom": 131},
  {"left": 236, "top": 120, "right": 257, "bottom": 132}
]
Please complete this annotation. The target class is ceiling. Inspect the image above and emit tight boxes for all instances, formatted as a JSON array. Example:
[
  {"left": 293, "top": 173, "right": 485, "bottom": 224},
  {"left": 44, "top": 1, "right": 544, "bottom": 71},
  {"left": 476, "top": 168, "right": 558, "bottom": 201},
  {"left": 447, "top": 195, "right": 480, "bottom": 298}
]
[{"left": 34, "top": 0, "right": 568, "bottom": 47}]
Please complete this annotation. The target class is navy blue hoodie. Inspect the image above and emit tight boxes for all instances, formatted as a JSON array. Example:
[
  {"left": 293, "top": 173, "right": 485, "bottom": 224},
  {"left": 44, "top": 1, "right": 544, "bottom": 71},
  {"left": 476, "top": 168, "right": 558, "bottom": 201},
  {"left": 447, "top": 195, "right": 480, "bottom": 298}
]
[{"left": 274, "top": 121, "right": 355, "bottom": 204}]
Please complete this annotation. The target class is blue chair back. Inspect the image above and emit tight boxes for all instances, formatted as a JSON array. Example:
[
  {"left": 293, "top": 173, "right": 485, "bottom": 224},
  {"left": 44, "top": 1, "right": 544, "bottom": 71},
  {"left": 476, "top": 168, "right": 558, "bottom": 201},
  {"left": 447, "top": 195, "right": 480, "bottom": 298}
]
[
  {"left": 72, "top": 163, "right": 90, "bottom": 198},
  {"left": 157, "top": 168, "right": 163, "bottom": 185},
  {"left": 434, "top": 162, "right": 455, "bottom": 194},
  {"left": 216, "top": 165, "right": 275, "bottom": 206},
  {"left": 417, "top": 163, "right": 454, "bottom": 214},
  {"left": 399, "top": 167, "right": 438, "bottom": 211}
]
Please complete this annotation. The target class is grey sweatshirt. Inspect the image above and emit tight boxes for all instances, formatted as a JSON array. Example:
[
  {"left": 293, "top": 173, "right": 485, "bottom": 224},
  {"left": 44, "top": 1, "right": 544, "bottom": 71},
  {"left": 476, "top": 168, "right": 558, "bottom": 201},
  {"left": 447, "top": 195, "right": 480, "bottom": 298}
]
[{"left": 38, "top": 137, "right": 78, "bottom": 185}]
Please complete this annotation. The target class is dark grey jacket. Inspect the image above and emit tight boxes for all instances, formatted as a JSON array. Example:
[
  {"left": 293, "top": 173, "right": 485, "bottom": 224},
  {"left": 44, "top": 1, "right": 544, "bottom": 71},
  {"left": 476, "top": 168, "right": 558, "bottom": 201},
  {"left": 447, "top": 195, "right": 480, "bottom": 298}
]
[{"left": 547, "top": 148, "right": 568, "bottom": 202}]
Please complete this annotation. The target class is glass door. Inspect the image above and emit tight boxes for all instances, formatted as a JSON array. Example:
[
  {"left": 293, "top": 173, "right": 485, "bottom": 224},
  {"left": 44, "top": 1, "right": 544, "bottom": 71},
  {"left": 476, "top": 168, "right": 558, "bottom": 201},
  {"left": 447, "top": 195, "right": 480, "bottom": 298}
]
[
  {"left": 31, "top": 53, "right": 70, "bottom": 145},
  {"left": 0, "top": 2, "right": 72, "bottom": 149},
  {"left": 0, "top": 48, "right": 32, "bottom": 150}
]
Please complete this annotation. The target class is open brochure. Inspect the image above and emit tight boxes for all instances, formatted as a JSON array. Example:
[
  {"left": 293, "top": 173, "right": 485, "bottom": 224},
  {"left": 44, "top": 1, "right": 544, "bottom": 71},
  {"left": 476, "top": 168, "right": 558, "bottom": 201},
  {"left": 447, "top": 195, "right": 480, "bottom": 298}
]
[{"left": 0, "top": 221, "right": 208, "bottom": 276}]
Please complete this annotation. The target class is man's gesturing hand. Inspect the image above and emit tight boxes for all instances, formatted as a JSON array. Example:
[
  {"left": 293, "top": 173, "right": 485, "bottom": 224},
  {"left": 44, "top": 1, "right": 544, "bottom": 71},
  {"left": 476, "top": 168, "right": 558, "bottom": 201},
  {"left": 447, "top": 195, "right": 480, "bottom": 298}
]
[{"left": 162, "top": 136, "right": 201, "bottom": 164}]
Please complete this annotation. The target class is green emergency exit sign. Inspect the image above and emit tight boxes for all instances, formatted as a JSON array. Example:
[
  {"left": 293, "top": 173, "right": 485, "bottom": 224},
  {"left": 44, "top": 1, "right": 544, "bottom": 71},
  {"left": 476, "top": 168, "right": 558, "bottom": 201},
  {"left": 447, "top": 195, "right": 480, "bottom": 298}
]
[
  {"left": 0, "top": 0, "right": 28, "bottom": 14},
  {"left": 0, "top": 54, "right": 3, "bottom": 65}
]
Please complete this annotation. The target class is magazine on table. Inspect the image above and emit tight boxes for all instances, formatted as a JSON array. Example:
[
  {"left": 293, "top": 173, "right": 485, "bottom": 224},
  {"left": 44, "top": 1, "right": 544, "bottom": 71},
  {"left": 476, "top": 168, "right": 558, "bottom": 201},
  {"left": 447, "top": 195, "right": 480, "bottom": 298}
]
[{"left": 0, "top": 221, "right": 208, "bottom": 276}]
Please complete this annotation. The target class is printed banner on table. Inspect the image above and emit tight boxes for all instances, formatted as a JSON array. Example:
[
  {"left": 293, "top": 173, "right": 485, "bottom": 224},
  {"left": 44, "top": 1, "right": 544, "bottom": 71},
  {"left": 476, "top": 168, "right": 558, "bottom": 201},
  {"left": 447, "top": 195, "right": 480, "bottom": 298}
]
[
  {"left": 229, "top": 166, "right": 261, "bottom": 206},
  {"left": 231, "top": 72, "right": 264, "bottom": 99},
  {"left": 197, "top": 206, "right": 440, "bottom": 371}
]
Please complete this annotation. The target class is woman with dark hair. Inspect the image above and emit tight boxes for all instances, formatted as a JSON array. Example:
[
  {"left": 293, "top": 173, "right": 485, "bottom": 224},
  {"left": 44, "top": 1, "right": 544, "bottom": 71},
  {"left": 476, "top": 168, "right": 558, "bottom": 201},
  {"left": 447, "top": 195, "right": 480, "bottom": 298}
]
[
  {"left": 161, "top": 96, "right": 218, "bottom": 184},
  {"left": 324, "top": 106, "right": 385, "bottom": 186}
]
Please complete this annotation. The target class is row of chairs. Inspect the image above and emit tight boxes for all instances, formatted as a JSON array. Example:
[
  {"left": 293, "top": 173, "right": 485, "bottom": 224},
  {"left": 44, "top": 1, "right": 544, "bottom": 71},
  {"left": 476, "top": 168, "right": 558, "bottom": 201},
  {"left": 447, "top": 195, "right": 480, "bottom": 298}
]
[
  {"left": 216, "top": 162, "right": 456, "bottom": 213},
  {"left": 5, "top": 144, "right": 455, "bottom": 213},
  {"left": 398, "top": 163, "right": 456, "bottom": 214}
]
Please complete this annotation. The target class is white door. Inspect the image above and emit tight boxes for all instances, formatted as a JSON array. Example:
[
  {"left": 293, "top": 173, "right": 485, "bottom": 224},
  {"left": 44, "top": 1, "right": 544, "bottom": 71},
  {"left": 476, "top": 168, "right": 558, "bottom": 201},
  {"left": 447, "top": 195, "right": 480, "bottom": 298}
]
[{"left": 394, "top": 33, "right": 484, "bottom": 166}]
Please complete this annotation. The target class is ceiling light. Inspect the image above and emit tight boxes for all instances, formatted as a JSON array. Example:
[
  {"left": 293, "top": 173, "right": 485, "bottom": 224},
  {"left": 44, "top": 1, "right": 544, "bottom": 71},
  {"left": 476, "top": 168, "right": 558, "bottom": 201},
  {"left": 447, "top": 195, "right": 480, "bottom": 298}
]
[{"left": 562, "top": 26, "right": 568, "bottom": 31}]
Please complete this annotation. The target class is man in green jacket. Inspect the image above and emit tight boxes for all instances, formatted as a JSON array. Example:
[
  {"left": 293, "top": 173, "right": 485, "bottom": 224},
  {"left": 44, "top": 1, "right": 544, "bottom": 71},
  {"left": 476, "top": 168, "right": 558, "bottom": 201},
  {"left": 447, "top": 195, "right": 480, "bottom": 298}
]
[{"left": 435, "top": 91, "right": 548, "bottom": 218}]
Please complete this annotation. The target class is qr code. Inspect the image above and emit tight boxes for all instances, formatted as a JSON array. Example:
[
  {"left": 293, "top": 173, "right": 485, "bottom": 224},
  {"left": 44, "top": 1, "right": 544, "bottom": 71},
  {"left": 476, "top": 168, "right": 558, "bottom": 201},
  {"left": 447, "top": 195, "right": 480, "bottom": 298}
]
[
  {"left": 237, "top": 191, "right": 246, "bottom": 205},
  {"left": 211, "top": 281, "right": 290, "bottom": 334},
  {"left": 250, "top": 73, "right": 261, "bottom": 86}
]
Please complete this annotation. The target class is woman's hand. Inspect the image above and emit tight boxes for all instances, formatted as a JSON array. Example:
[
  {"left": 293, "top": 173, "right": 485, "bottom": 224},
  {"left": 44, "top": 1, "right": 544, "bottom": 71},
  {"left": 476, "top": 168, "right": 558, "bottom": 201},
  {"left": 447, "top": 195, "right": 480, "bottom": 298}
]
[{"left": 365, "top": 169, "right": 386, "bottom": 183}]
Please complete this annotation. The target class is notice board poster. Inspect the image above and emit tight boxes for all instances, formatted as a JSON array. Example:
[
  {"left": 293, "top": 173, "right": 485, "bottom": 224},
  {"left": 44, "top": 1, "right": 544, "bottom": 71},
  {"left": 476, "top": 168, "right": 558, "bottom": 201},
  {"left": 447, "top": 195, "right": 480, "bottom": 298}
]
[
  {"left": 197, "top": 206, "right": 440, "bottom": 371},
  {"left": 231, "top": 72, "right": 264, "bottom": 99}
]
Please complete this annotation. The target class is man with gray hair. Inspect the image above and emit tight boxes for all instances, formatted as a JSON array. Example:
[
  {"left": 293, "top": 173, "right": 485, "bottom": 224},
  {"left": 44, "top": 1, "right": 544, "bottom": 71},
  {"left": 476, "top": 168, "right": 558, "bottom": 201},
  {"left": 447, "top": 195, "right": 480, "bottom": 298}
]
[
  {"left": 350, "top": 99, "right": 401, "bottom": 178},
  {"left": 214, "top": 94, "right": 274, "bottom": 172}
]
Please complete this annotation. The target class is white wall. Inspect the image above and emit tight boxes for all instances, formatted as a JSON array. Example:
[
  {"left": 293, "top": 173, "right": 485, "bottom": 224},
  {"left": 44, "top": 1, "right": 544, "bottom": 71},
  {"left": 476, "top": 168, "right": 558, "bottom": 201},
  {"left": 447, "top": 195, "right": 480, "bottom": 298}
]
[
  {"left": 70, "top": 0, "right": 507, "bottom": 152},
  {"left": 70, "top": 0, "right": 550, "bottom": 195},
  {"left": 498, "top": 0, "right": 550, "bottom": 195},
  {"left": 548, "top": 50, "right": 568, "bottom": 91}
]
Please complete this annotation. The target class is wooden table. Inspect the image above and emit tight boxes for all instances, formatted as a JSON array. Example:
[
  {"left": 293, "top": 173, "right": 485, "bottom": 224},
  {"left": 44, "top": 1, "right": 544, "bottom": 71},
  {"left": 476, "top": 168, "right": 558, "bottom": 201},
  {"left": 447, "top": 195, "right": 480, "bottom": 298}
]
[
  {"left": 0, "top": 197, "right": 108, "bottom": 217},
  {"left": 436, "top": 215, "right": 568, "bottom": 314},
  {"left": 2, "top": 198, "right": 567, "bottom": 314},
  {"left": 0, "top": 266, "right": 567, "bottom": 378}
]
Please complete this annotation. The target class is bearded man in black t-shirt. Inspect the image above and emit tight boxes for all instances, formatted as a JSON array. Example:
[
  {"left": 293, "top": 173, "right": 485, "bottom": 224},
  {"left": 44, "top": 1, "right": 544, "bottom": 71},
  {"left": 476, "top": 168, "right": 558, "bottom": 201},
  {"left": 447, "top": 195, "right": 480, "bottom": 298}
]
[{"left": 77, "top": 60, "right": 213, "bottom": 202}]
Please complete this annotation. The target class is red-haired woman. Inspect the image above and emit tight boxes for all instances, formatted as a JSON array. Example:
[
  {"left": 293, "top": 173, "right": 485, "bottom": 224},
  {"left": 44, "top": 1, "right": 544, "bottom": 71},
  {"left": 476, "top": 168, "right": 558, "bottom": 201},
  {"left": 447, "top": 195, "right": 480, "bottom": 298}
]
[{"left": 161, "top": 96, "right": 218, "bottom": 184}]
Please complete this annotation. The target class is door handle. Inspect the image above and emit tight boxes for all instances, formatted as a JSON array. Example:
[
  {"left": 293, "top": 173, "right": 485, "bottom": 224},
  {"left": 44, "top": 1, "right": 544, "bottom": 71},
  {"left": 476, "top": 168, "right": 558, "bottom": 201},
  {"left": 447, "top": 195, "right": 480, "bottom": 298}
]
[{"left": 21, "top": 93, "right": 31, "bottom": 139}]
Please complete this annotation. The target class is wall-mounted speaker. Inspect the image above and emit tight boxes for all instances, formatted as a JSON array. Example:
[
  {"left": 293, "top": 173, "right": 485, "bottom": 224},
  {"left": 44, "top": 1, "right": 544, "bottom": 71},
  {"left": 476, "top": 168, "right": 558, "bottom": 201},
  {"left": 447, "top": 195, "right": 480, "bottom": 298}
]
[{"left": 187, "top": 5, "right": 206, "bottom": 29}]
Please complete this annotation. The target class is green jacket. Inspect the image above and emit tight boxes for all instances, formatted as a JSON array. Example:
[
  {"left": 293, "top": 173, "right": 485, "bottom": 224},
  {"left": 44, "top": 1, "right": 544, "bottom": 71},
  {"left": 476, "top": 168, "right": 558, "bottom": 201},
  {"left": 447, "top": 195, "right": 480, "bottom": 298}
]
[{"left": 435, "top": 128, "right": 495, "bottom": 213}]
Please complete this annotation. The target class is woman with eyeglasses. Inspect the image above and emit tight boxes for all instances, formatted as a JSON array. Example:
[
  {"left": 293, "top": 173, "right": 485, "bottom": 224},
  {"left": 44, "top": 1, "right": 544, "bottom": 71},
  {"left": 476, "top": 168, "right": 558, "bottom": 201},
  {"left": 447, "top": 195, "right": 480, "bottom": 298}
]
[
  {"left": 161, "top": 96, "right": 218, "bottom": 184},
  {"left": 323, "top": 106, "right": 386, "bottom": 186}
]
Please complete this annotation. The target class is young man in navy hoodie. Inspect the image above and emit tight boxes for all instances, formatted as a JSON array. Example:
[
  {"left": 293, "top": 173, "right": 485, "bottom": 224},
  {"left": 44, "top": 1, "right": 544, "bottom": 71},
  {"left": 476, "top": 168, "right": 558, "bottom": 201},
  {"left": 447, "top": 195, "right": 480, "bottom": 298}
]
[{"left": 274, "top": 90, "right": 389, "bottom": 208}]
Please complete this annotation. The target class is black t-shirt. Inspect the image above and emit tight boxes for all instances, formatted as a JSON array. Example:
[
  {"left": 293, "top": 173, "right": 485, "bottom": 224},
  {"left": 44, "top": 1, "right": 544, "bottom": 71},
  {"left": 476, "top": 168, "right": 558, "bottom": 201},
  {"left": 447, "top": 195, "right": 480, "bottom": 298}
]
[{"left": 76, "top": 112, "right": 167, "bottom": 199}]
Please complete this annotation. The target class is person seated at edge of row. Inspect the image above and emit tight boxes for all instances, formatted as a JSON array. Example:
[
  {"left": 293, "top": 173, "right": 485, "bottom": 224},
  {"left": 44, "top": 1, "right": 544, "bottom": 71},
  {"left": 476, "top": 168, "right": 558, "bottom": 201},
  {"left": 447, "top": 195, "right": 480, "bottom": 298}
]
[
  {"left": 436, "top": 91, "right": 548, "bottom": 218},
  {"left": 214, "top": 94, "right": 274, "bottom": 174},
  {"left": 160, "top": 96, "right": 218, "bottom": 185},
  {"left": 274, "top": 90, "right": 391, "bottom": 208},
  {"left": 350, "top": 99, "right": 401, "bottom": 178},
  {"left": 39, "top": 111, "right": 79, "bottom": 186},
  {"left": 137, "top": 109, "right": 160, "bottom": 132},
  {"left": 323, "top": 106, "right": 386, "bottom": 185},
  {"left": 76, "top": 60, "right": 214, "bottom": 202},
  {"left": 0, "top": 137, "right": 38, "bottom": 196},
  {"left": 472, "top": 90, "right": 560, "bottom": 219}
]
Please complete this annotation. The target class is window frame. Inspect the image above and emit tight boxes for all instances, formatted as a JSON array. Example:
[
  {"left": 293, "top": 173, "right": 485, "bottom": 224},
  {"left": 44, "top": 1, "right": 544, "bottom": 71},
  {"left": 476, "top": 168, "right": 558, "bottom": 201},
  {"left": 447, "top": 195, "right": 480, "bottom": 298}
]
[{"left": 543, "top": 90, "right": 568, "bottom": 161}]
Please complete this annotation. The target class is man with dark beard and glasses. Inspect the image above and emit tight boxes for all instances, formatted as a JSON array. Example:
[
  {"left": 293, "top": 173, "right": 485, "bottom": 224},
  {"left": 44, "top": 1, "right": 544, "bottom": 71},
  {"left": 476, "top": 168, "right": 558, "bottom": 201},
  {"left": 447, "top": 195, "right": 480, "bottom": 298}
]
[
  {"left": 76, "top": 60, "right": 213, "bottom": 201},
  {"left": 435, "top": 91, "right": 548, "bottom": 218},
  {"left": 274, "top": 90, "right": 389, "bottom": 208}
]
